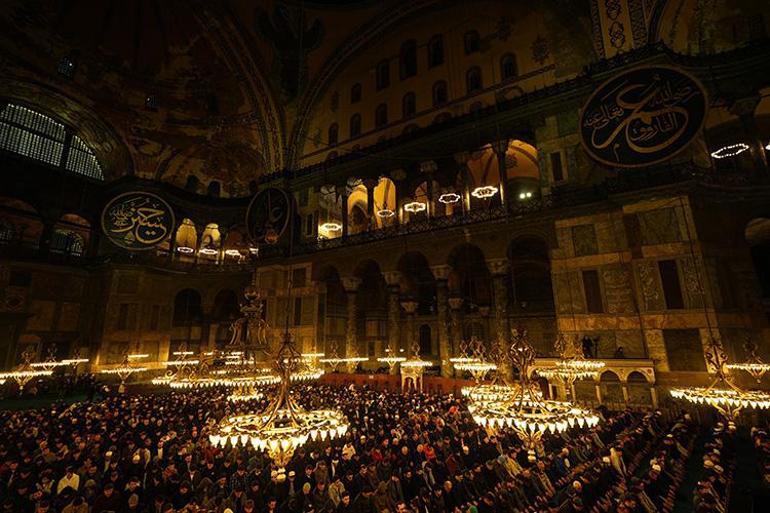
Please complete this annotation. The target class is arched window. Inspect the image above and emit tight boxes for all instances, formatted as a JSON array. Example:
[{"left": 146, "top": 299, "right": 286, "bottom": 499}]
[
  {"left": 464, "top": 30, "right": 480, "bottom": 54},
  {"left": 402, "top": 93, "right": 416, "bottom": 118},
  {"left": 330, "top": 91, "right": 339, "bottom": 112},
  {"left": 376, "top": 60, "right": 390, "bottom": 90},
  {"left": 427, "top": 35, "right": 444, "bottom": 68},
  {"left": 351, "top": 83, "right": 362, "bottom": 104},
  {"left": 173, "top": 289, "right": 203, "bottom": 326},
  {"left": 185, "top": 175, "right": 200, "bottom": 193},
  {"left": 0, "top": 103, "right": 104, "bottom": 180},
  {"left": 50, "top": 230, "right": 84, "bottom": 256},
  {"left": 432, "top": 81, "right": 448, "bottom": 106},
  {"left": 0, "top": 221, "right": 14, "bottom": 244},
  {"left": 466, "top": 66, "right": 482, "bottom": 93},
  {"left": 375, "top": 104, "right": 388, "bottom": 128},
  {"left": 328, "top": 123, "right": 339, "bottom": 146},
  {"left": 501, "top": 53, "right": 518, "bottom": 80},
  {"left": 207, "top": 181, "right": 221, "bottom": 197},
  {"left": 399, "top": 40, "right": 417, "bottom": 80},
  {"left": 349, "top": 114, "right": 362, "bottom": 138}
]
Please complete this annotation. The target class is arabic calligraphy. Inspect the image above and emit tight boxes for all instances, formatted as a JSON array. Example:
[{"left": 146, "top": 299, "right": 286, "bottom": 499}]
[
  {"left": 580, "top": 66, "right": 707, "bottom": 167},
  {"left": 101, "top": 192, "right": 175, "bottom": 250},
  {"left": 246, "top": 188, "right": 291, "bottom": 245}
]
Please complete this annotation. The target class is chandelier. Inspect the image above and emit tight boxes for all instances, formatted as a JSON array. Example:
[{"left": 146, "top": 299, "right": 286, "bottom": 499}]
[
  {"left": 319, "top": 342, "right": 369, "bottom": 372},
  {"left": 471, "top": 185, "right": 498, "bottom": 199},
  {"left": 99, "top": 353, "right": 148, "bottom": 392},
  {"left": 376, "top": 208, "right": 395, "bottom": 218},
  {"left": 403, "top": 201, "right": 426, "bottom": 213},
  {"left": 453, "top": 337, "right": 497, "bottom": 382},
  {"left": 670, "top": 335, "right": 770, "bottom": 422},
  {"left": 320, "top": 221, "right": 342, "bottom": 232},
  {"left": 467, "top": 329, "right": 600, "bottom": 461},
  {"left": 710, "top": 143, "right": 749, "bottom": 159},
  {"left": 725, "top": 337, "right": 770, "bottom": 384},
  {"left": 438, "top": 192, "right": 461, "bottom": 204},
  {"left": 376, "top": 343, "right": 406, "bottom": 371},
  {"left": 0, "top": 350, "right": 53, "bottom": 392},
  {"left": 29, "top": 346, "right": 70, "bottom": 372},
  {"left": 208, "top": 331, "right": 348, "bottom": 472},
  {"left": 535, "top": 333, "right": 605, "bottom": 398}
]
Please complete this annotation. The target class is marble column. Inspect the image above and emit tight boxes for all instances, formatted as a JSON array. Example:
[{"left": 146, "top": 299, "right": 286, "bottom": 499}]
[
  {"left": 400, "top": 299, "right": 419, "bottom": 356},
  {"left": 383, "top": 271, "right": 402, "bottom": 372},
  {"left": 490, "top": 139, "right": 510, "bottom": 208},
  {"left": 488, "top": 259, "right": 510, "bottom": 343},
  {"left": 337, "top": 185, "right": 350, "bottom": 237},
  {"left": 363, "top": 178, "right": 378, "bottom": 229},
  {"left": 419, "top": 161, "right": 437, "bottom": 219},
  {"left": 341, "top": 276, "right": 361, "bottom": 367},
  {"left": 454, "top": 151, "right": 471, "bottom": 212},
  {"left": 448, "top": 296, "right": 463, "bottom": 376},
  {"left": 433, "top": 265, "right": 452, "bottom": 377}
]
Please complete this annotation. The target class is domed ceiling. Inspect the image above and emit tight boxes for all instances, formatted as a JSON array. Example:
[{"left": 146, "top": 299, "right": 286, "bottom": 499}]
[
  {"left": 0, "top": 0, "right": 282, "bottom": 195},
  {"left": 0, "top": 0, "right": 763, "bottom": 194}
]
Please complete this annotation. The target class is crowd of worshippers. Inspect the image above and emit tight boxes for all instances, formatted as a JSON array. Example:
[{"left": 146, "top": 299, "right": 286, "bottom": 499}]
[
  {"left": 0, "top": 383, "right": 738, "bottom": 513},
  {"left": 691, "top": 423, "right": 735, "bottom": 513}
]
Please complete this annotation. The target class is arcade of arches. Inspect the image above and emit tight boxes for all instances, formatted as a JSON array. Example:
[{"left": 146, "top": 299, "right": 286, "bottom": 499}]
[
  {"left": 0, "top": 0, "right": 769, "bottom": 395},
  {"left": 3, "top": 1, "right": 770, "bottom": 512}
]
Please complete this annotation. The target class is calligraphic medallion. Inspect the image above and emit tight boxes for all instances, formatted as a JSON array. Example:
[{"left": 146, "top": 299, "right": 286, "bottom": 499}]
[
  {"left": 101, "top": 192, "right": 175, "bottom": 250},
  {"left": 246, "top": 188, "right": 292, "bottom": 245},
  {"left": 580, "top": 65, "right": 707, "bottom": 167}
]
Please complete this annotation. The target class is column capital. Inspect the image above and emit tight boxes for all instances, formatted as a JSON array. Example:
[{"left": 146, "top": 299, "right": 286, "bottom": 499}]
[
  {"left": 431, "top": 265, "right": 451, "bottom": 281},
  {"left": 362, "top": 177, "right": 379, "bottom": 189},
  {"left": 341, "top": 276, "right": 361, "bottom": 293},
  {"left": 454, "top": 151, "right": 471, "bottom": 166},
  {"left": 419, "top": 160, "right": 438, "bottom": 174},
  {"left": 448, "top": 296, "right": 464, "bottom": 310},
  {"left": 400, "top": 300, "right": 419, "bottom": 314},
  {"left": 487, "top": 258, "right": 509, "bottom": 276},
  {"left": 490, "top": 139, "right": 510, "bottom": 156},
  {"left": 383, "top": 271, "right": 402, "bottom": 287}
]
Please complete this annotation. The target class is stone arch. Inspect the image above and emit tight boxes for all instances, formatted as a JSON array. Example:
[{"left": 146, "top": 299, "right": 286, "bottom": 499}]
[
  {"left": 447, "top": 243, "right": 491, "bottom": 313},
  {"left": 0, "top": 86, "right": 133, "bottom": 179},
  {"left": 317, "top": 265, "right": 347, "bottom": 356},
  {"left": 354, "top": 259, "right": 387, "bottom": 357},
  {"left": 173, "top": 289, "right": 203, "bottom": 327},
  {"left": 396, "top": 251, "right": 436, "bottom": 315},
  {"left": 51, "top": 213, "right": 91, "bottom": 257},
  {"left": 0, "top": 196, "right": 44, "bottom": 248},
  {"left": 507, "top": 235, "right": 555, "bottom": 315}
]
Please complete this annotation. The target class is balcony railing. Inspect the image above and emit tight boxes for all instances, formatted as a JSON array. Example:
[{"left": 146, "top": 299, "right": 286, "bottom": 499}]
[{"left": 262, "top": 162, "right": 766, "bottom": 258}]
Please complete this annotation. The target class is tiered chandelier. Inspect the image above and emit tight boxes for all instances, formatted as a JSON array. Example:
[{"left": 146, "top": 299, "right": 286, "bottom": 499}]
[
  {"left": 467, "top": 329, "right": 600, "bottom": 461},
  {"left": 535, "top": 333, "right": 605, "bottom": 399},
  {"left": 376, "top": 343, "right": 406, "bottom": 371},
  {"left": 670, "top": 334, "right": 770, "bottom": 423},
  {"left": 459, "top": 337, "right": 520, "bottom": 404},
  {"left": 208, "top": 330, "right": 348, "bottom": 472},
  {"left": 452, "top": 337, "right": 497, "bottom": 383},
  {"left": 99, "top": 353, "right": 148, "bottom": 392},
  {"left": 0, "top": 350, "right": 54, "bottom": 393},
  {"left": 725, "top": 337, "right": 770, "bottom": 384},
  {"left": 319, "top": 342, "right": 369, "bottom": 372}
]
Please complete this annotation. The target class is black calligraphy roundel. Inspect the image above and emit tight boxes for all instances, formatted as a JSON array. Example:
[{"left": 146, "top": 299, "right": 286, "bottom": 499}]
[
  {"left": 246, "top": 187, "right": 292, "bottom": 245},
  {"left": 579, "top": 65, "right": 707, "bottom": 168},
  {"left": 101, "top": 192, "right": 175, "bottom": 250}
]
